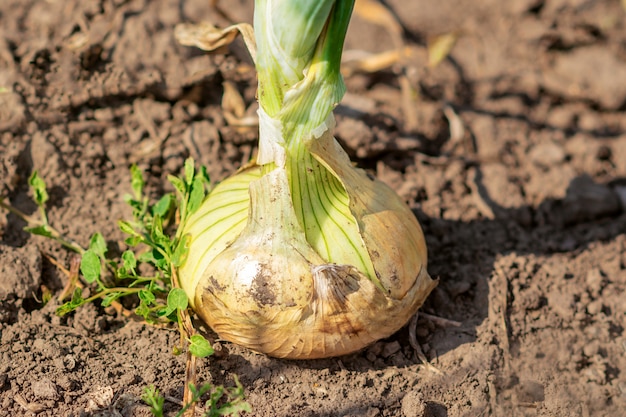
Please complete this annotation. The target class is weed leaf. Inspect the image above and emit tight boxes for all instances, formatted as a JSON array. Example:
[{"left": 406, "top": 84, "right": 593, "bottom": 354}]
[
  {"left": 184, "top": 158, "right": 195, "bottom": 185},
  {"left": 130, "top": 164, "right": 144, "bottom": 200},
  {"left": 124, "top": 236, "right": 142, "bottom": 247},
  {"left": 142, "top": 386, "right": 164, "bottom": 417},
  {"left": 187, "top": 176, "right": 205, "bottom": 215},
  {"left": 167, "top": 175, "right": 186, "bottom": 197},
  {"left": 80, "top": 250, "right": 101, "bottom": 283},
  {"left": 199, "top": 165, "right": 211, "bottom": 187},
  {"left": 189, "top": 334, "right": 214, "bottom": 358},
  {"left": 135, "top": 302, "right": 151, "bottom": 319},
  {"left": 118, "top": 220, "right": 140, "bottom": 237},
  {"left": 89, "top": 232, "right": 107, "bottom": 258},
  {"left": 152, "top": 193, "right": 173, "bottom": 218},
  {"left": 138, "top": 289, "right": 156, "bottom": 304},
  {"left": 102, "top": 291, "right": 123, "bottom": 307},
  {"left": 25, "top": 225, "right": 53, "bottom": 238},
  {"left": 171, "top": 234, "right": 190, "bottom": 268},
  {"left": 167, "top": 288, "right": 188, "bottom": 311},
  {"left": 28, "top": 171, "right": 48, "bottom": 206},
  {"left": 150, "top": 214, "right": 169, "bottom": 248},
  {"left": 56, "top": 288, "right": 84, "bottom": 316},
  {"left": 121, "top": 250, "right": 137, "bottom": 273}
]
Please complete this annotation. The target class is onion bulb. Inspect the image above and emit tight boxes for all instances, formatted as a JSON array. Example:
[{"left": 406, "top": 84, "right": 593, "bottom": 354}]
[{"left": 177, "top": 0, "right": 437, "bottom": 359}]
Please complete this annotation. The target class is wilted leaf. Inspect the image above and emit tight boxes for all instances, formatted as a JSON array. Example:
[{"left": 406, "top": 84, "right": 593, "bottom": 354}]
[
  {"left": 222, "top": 81, "right": 247, "bottom": 119},
  {"left": 342, "top": 48, "right": 409, "bottom": 75},
  {"left": 354, "top": 0, "right": 403, "bottom": 49},
  {"left": 175, "top": 22, "right": 256, "bottom": 62}
]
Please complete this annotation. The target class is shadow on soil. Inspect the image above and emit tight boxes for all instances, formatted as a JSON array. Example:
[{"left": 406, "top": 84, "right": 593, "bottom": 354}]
[
  {"left": 413, "top": 170, "right": 625, "bottom": 360},
  {"left": 200, "top": 172, "right": 625, "bottom": 417}
]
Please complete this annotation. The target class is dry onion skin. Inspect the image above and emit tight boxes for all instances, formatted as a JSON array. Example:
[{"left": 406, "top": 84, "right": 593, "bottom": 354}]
[{"left": 178, "top": 0, "right": 437, "bottom": 359}]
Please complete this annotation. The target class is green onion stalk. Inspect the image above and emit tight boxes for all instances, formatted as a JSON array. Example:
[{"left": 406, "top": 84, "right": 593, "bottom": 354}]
[{"left": 178, "top": 0, "right": 437, "bottom": 359}]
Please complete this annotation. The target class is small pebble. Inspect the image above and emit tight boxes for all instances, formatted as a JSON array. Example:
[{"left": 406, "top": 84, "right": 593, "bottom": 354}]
[
  {"left": 582, "top": 340, "right": 600, "bottom": 357},
  {"left": 56, "top": 375, "right": 74, "bottom": 392},
  {"left": 86, "top": 386, "right": 114, "bottom": 411},
  {"left": 585, "top": 269, "right": 603, "bottom": 296},
  {"left": 32, "top": 378, "right": 59, "bottom": 400},
  {"left": 382, "top": 341, "right": 402, "bottom": 358},
  {"left": 582, "top": 365, "right": 605, "bottom": 384},
  {"left": 63, "top": 355, "right": 76, "bottom": 371},
  {"left": 367, "top": 341, "right": 385, "bottom": 357},
  {"left": 416, "top": 326, "right": 430, "bottom": 338},
  {"left": 587, "top": 300, "right": 603, "bottom": 316},
  {"left": 401, "top": 390, "right": 426, "bottom": 417},
  {"left": 515, "top": 380, "right": 545, "bottom": 403},
  {"left": 529, "top": 142, "right": 565, "bottom": 167}
]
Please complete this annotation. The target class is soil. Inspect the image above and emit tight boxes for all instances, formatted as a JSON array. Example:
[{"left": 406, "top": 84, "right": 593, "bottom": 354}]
[{"left": 1, "top": 0, "right": 626, "bottom": 416}]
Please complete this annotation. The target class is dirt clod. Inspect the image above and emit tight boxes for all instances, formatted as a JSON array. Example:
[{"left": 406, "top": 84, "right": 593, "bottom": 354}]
[
  {"left": 31, "top": 378, "right": 59, "bottom": 401},
  {"left": 401, "top": 390, "right": 426, "bottom": 417}
]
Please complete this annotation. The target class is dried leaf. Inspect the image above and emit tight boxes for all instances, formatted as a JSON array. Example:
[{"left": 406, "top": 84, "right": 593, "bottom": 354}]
[
  {"left": 342, "top": 48, "right": 410, "bottom": 75},
  {"left": 351, "top": 0, "right": 419, "bottom": 133},
  {"left": 428, "top": 32, "right": 459, "bottom": 68},
  {"left": 223, "top": 112, "right": 259, "bottom": 128},
  {"left": 354, "top": 0, "right": 403, "bottom": 49},
  {"left": 343, "top": 50, "right": 399, "bottom": 74},
  {"left": 174, "top": 22, "right": 256, "bottom": 62},
  {"left": 222, "top": 80, "right": 258, "bottom": 128},
  {"left": 442, "top": 104, "right": 466, "bottom": 150},
  {"left": 222, "top": 81, "right": 246, "bottom": 118}
]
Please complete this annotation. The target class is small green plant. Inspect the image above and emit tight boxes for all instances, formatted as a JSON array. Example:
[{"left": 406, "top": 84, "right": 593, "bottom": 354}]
[
  {"left": 54, "top": 159, "right": 210, "bottom": 327},
  {"left": 0, "top": 159, "right": 250, "bottom": 415},
  {"left": 142, "top": 386, "right": 165, "bottom": 417},
  {"left": 142, "top": 377, "right": 250, "bottom": 417}
]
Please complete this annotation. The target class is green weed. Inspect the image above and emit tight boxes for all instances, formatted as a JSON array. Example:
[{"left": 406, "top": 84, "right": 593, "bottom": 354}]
[{"left": 0, "top": 159, "right": 250, "bottom": 415}]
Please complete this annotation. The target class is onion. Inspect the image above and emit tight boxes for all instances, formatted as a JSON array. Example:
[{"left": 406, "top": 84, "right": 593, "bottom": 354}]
[{"left": 178, "top": 0, "right": 437, "bottom": 359}]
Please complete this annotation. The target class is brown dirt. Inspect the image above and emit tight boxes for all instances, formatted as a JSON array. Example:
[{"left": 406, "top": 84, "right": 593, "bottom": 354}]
[{"left": 1, "top": 0, "right": 626, "bottom": 416}]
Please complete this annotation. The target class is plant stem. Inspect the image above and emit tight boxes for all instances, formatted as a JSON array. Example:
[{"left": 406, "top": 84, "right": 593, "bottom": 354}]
[
  {"left": 0, "top": 197, "right": 86, "bottom": 254},
  {"left": 81, "top": 287, "right": 143, "bottom": 305},
  {"left": 171, "top": 265, "right": 200, "bottom": 417},
  {"left": 0, "top": 196, "right": 37, "bottom": 223}
]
